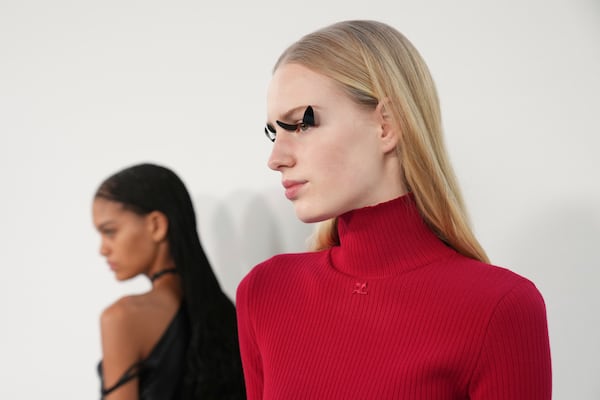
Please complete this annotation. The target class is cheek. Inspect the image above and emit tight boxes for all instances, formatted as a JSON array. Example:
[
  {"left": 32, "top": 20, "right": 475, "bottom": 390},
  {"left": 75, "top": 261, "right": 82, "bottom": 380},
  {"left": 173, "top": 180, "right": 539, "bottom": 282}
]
[
  {"left": 318, "top": 135, "right": 379, "bottom": 178},
  {"left": 117, "top": 230, "right": 156, "bottom": 265}
]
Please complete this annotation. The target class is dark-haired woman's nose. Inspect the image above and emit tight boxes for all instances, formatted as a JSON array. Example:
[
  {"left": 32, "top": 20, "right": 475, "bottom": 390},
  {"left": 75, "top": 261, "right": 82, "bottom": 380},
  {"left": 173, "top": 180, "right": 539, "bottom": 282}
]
[
  {"left": 267, "top": 133, "right": 296, "bottom": 171},
  {"left": 99, "top": 239, "right": 110, "bottom": 257}
]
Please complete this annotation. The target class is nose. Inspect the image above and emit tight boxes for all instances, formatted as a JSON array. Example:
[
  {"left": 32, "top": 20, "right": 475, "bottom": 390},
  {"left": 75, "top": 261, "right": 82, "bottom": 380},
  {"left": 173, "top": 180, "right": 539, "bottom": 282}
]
[
  {"left": 99, "top": 239, "right": 110, "bottom": 257},
  {"left": 267, "top": 133, "right": 296, "bottom": 171}
]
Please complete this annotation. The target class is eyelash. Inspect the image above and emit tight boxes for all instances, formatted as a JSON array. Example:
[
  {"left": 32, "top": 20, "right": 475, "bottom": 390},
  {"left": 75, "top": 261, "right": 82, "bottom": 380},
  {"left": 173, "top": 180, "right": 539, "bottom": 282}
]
[{"left": 264, "top": 105, "right": 316, "bottom": 142}]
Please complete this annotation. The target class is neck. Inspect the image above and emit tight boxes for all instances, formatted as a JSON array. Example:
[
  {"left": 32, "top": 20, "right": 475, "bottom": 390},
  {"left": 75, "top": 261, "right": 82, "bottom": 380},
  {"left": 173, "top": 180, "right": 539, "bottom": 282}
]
[{"left": 329, "top": 193, "right": 455, "bottom": 278}]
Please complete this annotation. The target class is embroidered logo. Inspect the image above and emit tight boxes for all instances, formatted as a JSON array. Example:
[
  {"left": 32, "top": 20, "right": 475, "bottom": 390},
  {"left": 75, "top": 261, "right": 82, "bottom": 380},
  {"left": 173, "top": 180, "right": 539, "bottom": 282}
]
[{"left": 352, "top": 282, "right": 368, "bottom": 295}]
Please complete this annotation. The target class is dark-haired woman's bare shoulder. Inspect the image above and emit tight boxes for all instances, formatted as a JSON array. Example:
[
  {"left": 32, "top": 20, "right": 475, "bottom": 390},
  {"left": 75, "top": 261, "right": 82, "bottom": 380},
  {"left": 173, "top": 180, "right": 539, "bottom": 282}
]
[
  {"left": 102, "top": 292, "right": 180, "bottom": 355},
  {"left": 100, "top": 295, "right": 149, "bottom": 351},
  {"left": 101, "top": 294, "right": 151, "bottom": 327}
]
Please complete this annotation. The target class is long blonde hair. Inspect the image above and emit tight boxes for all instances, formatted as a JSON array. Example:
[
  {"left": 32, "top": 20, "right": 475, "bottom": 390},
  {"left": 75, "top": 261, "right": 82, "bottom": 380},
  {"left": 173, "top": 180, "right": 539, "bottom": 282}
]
[{"left": 274, "top": 20, "right": 489, "bottom": 263}]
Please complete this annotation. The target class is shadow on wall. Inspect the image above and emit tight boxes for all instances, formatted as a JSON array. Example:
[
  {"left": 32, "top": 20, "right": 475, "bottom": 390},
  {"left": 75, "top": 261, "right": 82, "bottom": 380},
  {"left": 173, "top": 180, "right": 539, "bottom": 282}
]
[
  {"left": 502, "top": 198, "right": 600, "bottom": 399},
  {"left": 193, "top": 187, "right": 313, "bottom": 301}
]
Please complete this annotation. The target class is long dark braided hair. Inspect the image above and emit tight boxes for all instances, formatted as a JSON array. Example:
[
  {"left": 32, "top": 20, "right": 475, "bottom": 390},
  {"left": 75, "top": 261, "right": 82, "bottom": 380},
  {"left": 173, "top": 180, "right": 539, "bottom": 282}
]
[{"left": 95, "top": 163, "right": 246, "bottom": 399}]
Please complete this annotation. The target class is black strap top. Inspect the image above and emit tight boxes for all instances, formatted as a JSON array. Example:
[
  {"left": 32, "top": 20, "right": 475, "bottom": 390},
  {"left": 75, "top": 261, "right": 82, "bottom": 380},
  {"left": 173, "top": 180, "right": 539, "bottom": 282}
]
[{"left": 97, "top": 304, "right": 190, "bottom": 399}]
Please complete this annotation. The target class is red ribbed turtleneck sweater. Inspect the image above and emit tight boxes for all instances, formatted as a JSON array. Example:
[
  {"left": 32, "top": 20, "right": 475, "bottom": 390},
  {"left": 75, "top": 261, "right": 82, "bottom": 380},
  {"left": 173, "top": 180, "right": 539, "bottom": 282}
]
[{"left": 236, "top": 194, "right": 552, "bottom": 399}]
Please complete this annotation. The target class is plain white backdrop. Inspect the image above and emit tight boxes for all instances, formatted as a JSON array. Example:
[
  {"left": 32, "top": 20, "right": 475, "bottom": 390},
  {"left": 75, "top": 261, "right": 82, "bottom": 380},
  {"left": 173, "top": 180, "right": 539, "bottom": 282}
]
[{"left": 0, "top": 0, "right": 598, "bottom": 398}]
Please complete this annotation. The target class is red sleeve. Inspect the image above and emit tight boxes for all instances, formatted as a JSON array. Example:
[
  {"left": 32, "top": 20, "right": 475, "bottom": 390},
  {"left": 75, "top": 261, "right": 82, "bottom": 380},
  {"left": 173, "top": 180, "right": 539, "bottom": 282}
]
[
  {"left": 469, "top": 280, "right": 552, "bottom": 399},
  {"left": 236, "top": 273, "right": 264, "bottom": 400}
]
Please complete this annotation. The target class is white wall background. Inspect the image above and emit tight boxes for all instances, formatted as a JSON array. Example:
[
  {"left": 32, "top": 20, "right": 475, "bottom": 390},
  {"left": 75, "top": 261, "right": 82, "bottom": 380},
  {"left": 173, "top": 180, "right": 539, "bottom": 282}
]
[{"left": 1, "top": 0, "right": 598, "bottom": 398}]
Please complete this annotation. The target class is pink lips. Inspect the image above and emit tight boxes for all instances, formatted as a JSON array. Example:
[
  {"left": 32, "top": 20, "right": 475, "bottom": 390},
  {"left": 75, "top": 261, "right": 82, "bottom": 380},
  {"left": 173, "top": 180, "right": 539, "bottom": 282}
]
[{"left": 282, "top": 179, "right": 306, "bottom": 200}]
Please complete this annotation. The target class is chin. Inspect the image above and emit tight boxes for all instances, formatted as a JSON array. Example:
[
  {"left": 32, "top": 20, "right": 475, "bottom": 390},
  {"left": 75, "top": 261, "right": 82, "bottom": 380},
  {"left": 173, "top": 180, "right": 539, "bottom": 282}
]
[
  {"left": 114, "top": 271, "right": 135, "bottom": 282},
  {"left": 114, "top": 274, "right": 127, "bottom": 282},
  {"left": 294, "top": 205, "right": 334, "bottom": 224}
]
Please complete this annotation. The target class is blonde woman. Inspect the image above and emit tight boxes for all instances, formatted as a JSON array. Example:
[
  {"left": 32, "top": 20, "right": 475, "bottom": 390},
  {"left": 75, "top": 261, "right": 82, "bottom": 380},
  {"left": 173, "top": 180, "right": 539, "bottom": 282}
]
[{"left": 236, "top": 20, "right": 551, "bottom": 399}]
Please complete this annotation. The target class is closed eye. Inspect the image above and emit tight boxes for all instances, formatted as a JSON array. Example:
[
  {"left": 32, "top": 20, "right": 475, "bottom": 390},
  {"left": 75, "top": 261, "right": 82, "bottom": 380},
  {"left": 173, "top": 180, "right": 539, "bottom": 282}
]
[{"left": 99, "top": 228, "right": 116, "bottom": 237}]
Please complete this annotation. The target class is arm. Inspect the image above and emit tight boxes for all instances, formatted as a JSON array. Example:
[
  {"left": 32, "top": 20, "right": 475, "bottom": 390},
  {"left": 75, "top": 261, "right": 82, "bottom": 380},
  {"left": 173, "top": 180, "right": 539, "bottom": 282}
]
[
  {"left": 469, "top": 280, "right": 552, "bottom": 399},
  {"left": 100, "top": 299, "right": 141, "bottom": 400},
  {"left": 236, "top": 275, "right": 264, "bottom": 400}
]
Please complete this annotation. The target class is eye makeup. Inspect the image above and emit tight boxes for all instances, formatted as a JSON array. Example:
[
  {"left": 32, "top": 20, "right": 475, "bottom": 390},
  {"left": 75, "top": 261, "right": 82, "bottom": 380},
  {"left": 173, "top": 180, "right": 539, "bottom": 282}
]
[{"left": 264, "top": 106, "right": 316, "bottom": 142}]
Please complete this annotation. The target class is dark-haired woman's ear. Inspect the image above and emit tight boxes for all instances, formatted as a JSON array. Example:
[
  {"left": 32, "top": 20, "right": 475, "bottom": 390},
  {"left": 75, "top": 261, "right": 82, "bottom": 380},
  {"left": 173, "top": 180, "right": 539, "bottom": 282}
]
[
  {"left": 147, "top": 211, "right": 169, "bottom": 242},
  {"left": 376, "top": 99, "right": 400, "bottom": 153}
]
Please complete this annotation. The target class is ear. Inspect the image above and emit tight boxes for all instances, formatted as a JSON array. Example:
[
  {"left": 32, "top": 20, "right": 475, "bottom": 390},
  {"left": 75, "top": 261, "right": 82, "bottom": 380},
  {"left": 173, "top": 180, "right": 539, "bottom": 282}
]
[
  {"left": 146, "top": 211, "right": 169, "bottom": 242},
  {"left": 375, "top": 99, "right": 400, "bottom": 154}
]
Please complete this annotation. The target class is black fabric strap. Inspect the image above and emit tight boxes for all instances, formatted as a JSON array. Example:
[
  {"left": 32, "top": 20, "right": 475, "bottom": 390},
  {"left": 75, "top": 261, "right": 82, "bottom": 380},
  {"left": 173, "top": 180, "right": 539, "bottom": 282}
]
[
  {"left": 150, "top": 268, "right": 178, "bottom": 283},
  {"left": 101, "top": 361, "right": 144, "bottom": 396}
]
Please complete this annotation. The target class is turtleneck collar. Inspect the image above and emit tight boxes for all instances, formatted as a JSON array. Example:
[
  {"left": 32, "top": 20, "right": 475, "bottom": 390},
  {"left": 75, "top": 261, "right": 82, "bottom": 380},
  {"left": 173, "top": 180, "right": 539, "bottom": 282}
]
[{"left": 329, "top": 193, "right": 455, "bottom": 279}]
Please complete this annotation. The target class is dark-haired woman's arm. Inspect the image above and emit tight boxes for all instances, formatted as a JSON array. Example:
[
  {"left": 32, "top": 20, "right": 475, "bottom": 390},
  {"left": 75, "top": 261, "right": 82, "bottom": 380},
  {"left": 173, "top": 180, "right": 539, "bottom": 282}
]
[{"left": 100, "top": 301, "right": 140, "bottom": 400}]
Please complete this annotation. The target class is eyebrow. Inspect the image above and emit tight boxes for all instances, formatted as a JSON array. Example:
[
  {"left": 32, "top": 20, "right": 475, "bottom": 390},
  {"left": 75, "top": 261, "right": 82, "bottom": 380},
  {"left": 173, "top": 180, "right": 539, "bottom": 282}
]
[{"left": 268, "top": 105, "right": 311, "bottom": 125}]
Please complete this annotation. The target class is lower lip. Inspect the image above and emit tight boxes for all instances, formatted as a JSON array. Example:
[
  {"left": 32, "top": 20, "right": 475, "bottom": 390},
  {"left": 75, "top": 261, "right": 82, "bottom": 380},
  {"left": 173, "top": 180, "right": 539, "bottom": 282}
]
[{"left": 285, "top": 183, "right": 304, "bottom": 200}]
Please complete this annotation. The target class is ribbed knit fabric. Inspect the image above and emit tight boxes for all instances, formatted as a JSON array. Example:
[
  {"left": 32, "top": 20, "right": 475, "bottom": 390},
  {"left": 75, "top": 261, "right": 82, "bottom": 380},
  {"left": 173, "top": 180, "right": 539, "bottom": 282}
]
[{"left": 236, "top": 194, "right": 552, "bottom": 399}]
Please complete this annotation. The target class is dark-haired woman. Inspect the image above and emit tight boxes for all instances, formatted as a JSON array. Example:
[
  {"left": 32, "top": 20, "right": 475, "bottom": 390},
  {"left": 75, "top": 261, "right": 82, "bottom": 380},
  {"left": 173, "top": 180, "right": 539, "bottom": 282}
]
[{"left": 92, "top": 163, "right": 245, "bottom": 399}]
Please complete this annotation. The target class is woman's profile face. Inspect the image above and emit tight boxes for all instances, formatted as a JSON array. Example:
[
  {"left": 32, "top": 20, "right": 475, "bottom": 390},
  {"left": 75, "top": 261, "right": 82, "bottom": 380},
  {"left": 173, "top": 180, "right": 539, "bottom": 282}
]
[
  {"left": 266, "top": 63, "right": 394, "bottom": 223},
  {"left": 92, "top": 197, "right": 158, "bottom": 281}
]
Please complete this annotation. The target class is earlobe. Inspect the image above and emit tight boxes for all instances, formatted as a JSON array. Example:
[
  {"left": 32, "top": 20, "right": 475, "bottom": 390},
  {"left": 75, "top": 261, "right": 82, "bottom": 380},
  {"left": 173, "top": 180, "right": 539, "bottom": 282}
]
[{"left": 147, "top": 211, "right": 169, "bottom": 242}]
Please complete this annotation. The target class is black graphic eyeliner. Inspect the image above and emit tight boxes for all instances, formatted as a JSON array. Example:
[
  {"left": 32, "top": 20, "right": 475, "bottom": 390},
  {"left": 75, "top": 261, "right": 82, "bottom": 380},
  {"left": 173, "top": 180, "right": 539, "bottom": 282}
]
[{"left": 264, "top": 106, "right": 315, "bottom": 142}]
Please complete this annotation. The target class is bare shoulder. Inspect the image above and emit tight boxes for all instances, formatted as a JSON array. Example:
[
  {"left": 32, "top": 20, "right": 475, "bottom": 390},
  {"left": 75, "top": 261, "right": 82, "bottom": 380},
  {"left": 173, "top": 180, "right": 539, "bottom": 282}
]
[
  {"left": 100, "top": 295, "right": 145, "bottom": 332},
  {"left": 100, "top": 295, "right": 148, "bottom": 358},
  {"left": 101, "top": 290, "right": 182, "bottom": 361}
]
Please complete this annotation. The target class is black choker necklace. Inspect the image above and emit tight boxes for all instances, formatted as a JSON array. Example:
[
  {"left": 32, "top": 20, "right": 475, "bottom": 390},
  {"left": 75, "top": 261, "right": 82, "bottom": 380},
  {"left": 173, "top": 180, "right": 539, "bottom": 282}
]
[{"left": 150, "top": 268, "right": 178, "bottom": 283}]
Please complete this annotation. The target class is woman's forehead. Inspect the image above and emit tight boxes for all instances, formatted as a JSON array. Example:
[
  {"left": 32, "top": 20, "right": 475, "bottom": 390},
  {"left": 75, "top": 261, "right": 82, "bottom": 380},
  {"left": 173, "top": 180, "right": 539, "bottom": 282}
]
[{"left": 267, "top": 64, "right": 343, "bottom": 119}]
